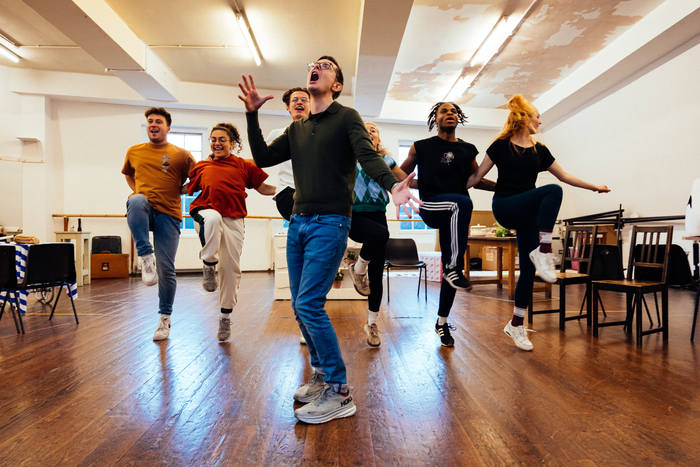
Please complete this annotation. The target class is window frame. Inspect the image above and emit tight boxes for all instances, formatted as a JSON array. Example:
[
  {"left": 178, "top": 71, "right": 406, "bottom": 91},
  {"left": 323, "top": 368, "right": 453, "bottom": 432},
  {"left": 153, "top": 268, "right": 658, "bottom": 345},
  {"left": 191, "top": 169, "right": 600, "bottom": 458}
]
[{"left": 396, "top": 140, "right": 428, "bottom": 232}]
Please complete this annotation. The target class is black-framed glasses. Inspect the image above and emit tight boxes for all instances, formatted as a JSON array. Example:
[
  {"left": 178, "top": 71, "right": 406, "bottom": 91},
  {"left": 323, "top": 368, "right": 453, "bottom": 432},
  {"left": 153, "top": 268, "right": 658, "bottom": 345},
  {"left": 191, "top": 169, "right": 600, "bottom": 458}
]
[
  {"left": 306, "top": 61, "right": 335, "bottom": 72},
  {"left": 209, "top": 137, "right": 230, "bottom": 144},
  {"left": 291, "top": 96, "right": 308, "bottom": 104}
]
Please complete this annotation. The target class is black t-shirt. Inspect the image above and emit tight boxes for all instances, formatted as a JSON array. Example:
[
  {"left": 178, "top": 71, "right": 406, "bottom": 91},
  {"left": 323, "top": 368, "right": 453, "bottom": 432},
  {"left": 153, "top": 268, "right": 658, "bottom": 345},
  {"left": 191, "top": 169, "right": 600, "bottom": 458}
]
[
  {"left": 414, "top": 136, "right": 477, "bottom": 199},
  {"left": 486, "top": 138, "right": 555, "bottom": 198}
]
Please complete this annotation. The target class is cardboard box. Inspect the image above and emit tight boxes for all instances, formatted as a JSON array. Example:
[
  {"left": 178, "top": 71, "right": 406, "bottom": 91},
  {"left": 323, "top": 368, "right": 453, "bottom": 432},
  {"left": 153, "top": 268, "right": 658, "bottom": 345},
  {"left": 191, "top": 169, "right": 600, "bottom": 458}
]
[
  {"left": 91, "top": 253, "right": 129, "bottom": 279},
  {"left": 482, "top": 246, "right": 498, "bottom": 271}
]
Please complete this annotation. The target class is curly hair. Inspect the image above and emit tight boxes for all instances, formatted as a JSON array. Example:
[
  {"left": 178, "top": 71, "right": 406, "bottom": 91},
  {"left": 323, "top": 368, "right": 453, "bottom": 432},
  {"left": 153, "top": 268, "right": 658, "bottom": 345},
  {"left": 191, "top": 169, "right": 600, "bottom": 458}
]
[
  {"left": 211, "top": 123, "right": 242, "bottom": 154},
  {"left": 427, "top": 102, "right": 467, "bottom": 131},
  {"left": 145, "top": 107, "right": 171, "bottom": 126},
  {"left": 494, "top": 94, "right": 539, "bottom": 152}
]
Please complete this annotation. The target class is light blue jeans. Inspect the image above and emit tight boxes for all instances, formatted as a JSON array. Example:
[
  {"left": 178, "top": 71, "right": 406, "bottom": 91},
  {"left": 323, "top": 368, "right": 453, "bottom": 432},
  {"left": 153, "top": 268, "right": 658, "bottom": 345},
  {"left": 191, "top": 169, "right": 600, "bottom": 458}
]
[
  {"left": 287, "top": 214, "right": 351, "bottom": 385},
  {"left": 126, "top": 194, "right": 180, "bottom": 315}
]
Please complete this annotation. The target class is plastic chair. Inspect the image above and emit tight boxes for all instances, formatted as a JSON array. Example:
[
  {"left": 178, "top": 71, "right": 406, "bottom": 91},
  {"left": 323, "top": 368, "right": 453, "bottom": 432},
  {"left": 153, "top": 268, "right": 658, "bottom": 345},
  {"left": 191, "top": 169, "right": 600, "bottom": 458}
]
[
  {"left": 0, "top": 244, "right": 24, "bottom": 333},
  {"left": 17, "top": 243, "right": 79, "bottom": 325},
  {"left": 529, "top": 225, "right": 598, "bottom": 330},
  {"left": 384, "top": 238, "right": 427, "bottom": 302},
  {"left": 592, "top": 225, "right": 673, "bottom": 346}
]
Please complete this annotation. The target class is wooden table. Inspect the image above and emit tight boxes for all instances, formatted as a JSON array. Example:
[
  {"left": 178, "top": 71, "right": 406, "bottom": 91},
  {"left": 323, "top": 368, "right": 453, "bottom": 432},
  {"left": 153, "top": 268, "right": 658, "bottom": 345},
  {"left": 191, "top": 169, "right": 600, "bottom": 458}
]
[
  {"left": 465, "top": 236, "right": 518, "bottom": 299},
  {"left": 464, "top": 235, "right": 552, "bottom": 300}
]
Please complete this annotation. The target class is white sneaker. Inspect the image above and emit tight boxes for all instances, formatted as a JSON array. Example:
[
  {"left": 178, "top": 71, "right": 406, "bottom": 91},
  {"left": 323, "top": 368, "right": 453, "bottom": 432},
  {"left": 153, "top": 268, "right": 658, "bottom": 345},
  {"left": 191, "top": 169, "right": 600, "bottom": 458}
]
[
  {"left": 202, "top": 264, "right": 218, "bottom": 292},
  {"left": 294, "top": 384, "right": 356, "bottom": 424},
  {"left": 153, "top": 314, "right": 170, "bottom": 341},
  {"left": 300, "top": 332, "right": 307, "bottom": 345},
  {"left": 293, "top": 371, "right": 326, "bottom": 403},
  {"left": 503, "top": 320, "right": 533, "bottom": 351},
  {"left": 529, "top": 248, "right": 556, "bottom": 283},
  {"left": 140, "top": 253, "right": 158, "bottom": 286},
  {"left": 348, "top": 263, "right": 370, "bottom": 296},
  {"left": 364, "top": 322, "right": 381, "bottom": 347}
]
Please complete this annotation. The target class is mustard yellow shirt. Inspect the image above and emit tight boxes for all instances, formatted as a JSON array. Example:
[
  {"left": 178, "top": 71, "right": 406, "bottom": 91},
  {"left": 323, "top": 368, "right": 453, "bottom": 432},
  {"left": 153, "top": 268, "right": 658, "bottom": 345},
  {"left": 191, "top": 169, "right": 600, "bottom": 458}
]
[{"left": 122, "top": 142, "right": 196, "bottom": 220}]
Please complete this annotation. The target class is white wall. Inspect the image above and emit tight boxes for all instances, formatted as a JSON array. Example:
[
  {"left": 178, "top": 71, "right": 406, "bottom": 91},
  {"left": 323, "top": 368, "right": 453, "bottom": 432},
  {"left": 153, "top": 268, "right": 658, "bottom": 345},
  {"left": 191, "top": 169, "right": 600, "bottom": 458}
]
[{"left": 541, "top": 39, "right": 700, "bottom": 255}]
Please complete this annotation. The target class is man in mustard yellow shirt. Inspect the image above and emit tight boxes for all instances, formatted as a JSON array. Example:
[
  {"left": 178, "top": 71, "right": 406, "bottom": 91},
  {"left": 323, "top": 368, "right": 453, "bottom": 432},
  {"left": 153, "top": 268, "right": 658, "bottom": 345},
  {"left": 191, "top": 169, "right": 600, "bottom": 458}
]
[{"left": 122, "top": 107, "right": 196, "bottom": 341}]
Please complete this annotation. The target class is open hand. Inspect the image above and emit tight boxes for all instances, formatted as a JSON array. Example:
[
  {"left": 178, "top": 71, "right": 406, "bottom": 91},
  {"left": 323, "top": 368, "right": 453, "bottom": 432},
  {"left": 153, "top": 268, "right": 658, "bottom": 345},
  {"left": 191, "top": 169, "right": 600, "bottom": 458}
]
[
  {"left": 391, "top": 172, "right": 423, "bottom": 219},
  {"left": 238, "top": 74, "right": 273, "bottom": 112}
]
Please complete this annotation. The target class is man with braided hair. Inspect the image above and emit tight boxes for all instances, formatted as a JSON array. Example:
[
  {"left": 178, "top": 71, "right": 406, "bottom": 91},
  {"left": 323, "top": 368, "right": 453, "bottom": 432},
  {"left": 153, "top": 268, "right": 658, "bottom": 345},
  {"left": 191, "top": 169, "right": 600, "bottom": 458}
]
[{"left": 400, "top": 102, "right": 495, "bottom": 347}]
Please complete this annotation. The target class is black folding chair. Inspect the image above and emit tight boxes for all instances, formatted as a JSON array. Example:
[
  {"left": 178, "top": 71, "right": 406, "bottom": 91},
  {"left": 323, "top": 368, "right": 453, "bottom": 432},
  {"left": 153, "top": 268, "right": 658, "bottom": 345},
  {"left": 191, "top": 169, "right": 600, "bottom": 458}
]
[
  {"left": 384, "top": 238, "right": 427, "bottom": 302},
  {"left": 17, "top": 243, "right": 79, "bottom": 325}
]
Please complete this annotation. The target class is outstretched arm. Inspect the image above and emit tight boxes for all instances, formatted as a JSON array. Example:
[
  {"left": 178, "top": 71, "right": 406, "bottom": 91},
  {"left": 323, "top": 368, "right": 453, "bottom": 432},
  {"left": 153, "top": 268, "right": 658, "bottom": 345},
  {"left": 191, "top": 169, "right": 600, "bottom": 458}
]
[
  {"left": 470, "top": 158, "right": 496, "bottom": 191},
  {"left": 391, "top": 172, "right": 423, "bottom": 219},
  {"left": 466, "top": 155, "right": 495, "bottom": 189},
  {"left": 255, "top": 182, "right": 276, "bottom": 196},
  {"left": 547, "top": 162, "right": 610, "bottom": 193},
  {"left": 237, "top": 74, "right": 274, "bottom": 112}
]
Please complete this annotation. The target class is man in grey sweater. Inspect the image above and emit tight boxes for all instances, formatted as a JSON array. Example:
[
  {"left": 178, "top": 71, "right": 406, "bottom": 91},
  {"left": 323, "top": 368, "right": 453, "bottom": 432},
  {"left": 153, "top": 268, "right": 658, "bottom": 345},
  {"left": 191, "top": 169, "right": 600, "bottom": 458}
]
[{"left": 238, "top": 55, "right": 419, "bottom": 424}]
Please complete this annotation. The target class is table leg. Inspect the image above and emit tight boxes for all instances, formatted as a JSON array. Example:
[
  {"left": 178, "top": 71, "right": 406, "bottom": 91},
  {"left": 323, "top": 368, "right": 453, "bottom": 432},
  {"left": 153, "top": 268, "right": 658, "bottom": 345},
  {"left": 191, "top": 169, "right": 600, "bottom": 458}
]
[
  {"left": 464, "top": 245, "right": 471, "bottom": 280},
  {"left": 496, "top": 246, "right": 503, "bottom": 289},
  {"left": 507, "top": 245, "right": 516, "bottom": 300}
]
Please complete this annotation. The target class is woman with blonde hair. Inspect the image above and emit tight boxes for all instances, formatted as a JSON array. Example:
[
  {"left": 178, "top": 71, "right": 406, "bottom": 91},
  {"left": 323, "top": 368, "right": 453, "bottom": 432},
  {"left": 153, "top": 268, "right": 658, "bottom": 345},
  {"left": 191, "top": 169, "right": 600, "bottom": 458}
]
[
  {"left": 347, "top": 121, "right": 406, "bottom": 347},
  {"left": 467, "top": 95, "right": 609, "bottom": 351}
]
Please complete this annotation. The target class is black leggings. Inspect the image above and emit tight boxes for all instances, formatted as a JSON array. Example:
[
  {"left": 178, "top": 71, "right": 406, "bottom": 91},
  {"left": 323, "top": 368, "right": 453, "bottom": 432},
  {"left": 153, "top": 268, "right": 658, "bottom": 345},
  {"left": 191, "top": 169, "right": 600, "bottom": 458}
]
[
  {"left": 492, "top": 184, "right": 563, "bottom": 308},
  {"left": 349, "top": 211, "right": 389, "bottom": 312}
]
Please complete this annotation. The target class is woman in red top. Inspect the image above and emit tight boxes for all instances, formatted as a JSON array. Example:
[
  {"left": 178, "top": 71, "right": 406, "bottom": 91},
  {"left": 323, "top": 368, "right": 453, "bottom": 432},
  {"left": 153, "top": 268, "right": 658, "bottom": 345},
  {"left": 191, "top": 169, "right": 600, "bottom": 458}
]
[{"left": 187, "top": 122, "right": 275, "bottom": 341}]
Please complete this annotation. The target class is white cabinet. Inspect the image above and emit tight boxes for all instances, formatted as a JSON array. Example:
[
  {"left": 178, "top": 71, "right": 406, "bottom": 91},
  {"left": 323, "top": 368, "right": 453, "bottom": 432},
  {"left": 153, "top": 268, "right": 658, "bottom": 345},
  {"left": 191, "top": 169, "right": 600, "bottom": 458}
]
[{"left": 273, "top": 233, "right": 364, "bottom": 300}]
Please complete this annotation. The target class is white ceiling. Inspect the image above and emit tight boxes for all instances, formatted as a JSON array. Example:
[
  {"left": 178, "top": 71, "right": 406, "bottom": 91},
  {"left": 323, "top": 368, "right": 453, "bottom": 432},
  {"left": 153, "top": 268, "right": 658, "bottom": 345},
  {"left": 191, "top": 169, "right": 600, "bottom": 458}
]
[{"left": 1, "top": 0, "right": 699, "bottom": 128}]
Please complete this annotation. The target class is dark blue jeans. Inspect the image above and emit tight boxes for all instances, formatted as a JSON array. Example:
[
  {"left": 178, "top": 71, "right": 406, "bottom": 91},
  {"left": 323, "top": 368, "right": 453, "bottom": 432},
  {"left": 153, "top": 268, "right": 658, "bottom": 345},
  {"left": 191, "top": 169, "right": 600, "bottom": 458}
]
[
  {"left": 287, "top": 214, "right": 351, "bottom": 385},
  {"left": 492, "top": 184, "right": 563, "bottom": 308},
  {"left": 126, "top": 194, "right": 180, "bottom": 315}
]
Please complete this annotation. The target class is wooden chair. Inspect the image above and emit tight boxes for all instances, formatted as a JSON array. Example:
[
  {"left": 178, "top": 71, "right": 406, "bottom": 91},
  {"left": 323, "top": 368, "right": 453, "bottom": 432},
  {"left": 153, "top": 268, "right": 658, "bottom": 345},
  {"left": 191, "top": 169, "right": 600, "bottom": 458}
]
[
  {"left": 592, "top": 225, "right": 673, "bottom": 346},
  {"left": 529, "top": 225, "right": 598, "bottom": 330},
  {"left": 691, "top": 285, "right": 700, "bottom": 341},
  {"left": 0, "top": 244, "right": 24, "bottom": 334},
  {"left": 384, "top": 238, "right": 427, "bottom": 302}
]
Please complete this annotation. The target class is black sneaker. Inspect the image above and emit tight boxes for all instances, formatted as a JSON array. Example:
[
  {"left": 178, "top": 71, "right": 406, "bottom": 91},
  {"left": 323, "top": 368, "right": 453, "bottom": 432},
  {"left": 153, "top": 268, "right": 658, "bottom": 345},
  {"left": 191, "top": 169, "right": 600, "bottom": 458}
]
[
  {"left": 435, "top": 320, "right": 455, "bottom": 347},
  {"left": 443, "top": 267, "right": 472, "bottom": 290}
]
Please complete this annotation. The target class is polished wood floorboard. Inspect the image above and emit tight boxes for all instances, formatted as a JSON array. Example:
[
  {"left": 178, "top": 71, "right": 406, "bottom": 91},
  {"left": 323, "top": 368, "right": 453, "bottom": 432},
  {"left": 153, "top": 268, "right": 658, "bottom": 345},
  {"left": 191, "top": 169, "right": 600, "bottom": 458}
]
[{"left": 1, "top": 272, "right": 699, "bottom": 466}]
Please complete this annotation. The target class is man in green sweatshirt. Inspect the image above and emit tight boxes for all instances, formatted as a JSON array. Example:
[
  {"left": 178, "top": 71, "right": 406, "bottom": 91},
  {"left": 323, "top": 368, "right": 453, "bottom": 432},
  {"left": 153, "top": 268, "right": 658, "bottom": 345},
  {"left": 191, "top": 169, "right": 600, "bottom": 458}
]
[{"left": 238, "top": 56, "right": 419, "bottom": 424}]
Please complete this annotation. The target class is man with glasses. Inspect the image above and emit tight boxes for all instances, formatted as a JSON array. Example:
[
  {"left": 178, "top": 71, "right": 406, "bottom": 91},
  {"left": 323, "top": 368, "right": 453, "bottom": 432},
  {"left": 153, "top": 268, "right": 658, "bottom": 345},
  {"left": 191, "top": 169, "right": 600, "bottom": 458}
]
[
  {"left": 238, "top": 56, "right": 420, "bottom": 424},
  {"left": 122, "top": 107, "right": 196, "bottom": 341},
  {"left": 265, "top": 87, "right": 310, "bottom": 222}
]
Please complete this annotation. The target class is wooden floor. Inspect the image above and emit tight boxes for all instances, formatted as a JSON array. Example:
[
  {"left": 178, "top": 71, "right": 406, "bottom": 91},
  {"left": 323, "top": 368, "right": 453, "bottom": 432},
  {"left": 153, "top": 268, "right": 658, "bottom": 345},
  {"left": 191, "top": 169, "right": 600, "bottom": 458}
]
[{"left": 1, "top": 272, "right": 700, "bottom": 466}]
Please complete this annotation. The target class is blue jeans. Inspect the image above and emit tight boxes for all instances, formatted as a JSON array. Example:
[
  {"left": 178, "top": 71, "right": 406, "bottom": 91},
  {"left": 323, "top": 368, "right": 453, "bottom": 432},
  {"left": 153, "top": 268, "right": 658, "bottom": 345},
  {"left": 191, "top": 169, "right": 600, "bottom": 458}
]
[
  {"left": 126, "top": 194, "right": 181, "bottom": 315},
  {"left": 287, "top": 214, "right": 351, "bottom": 385}
]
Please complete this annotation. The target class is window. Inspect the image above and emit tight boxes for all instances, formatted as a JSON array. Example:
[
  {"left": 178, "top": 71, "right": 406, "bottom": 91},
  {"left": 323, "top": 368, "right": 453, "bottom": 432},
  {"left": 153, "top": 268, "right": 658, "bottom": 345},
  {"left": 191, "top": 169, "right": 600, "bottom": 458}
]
[
  {"left": 397, "top": 143, "right": 428, "bottom": 231},
  {"left": 167, "top": 132, "right": 204, "bottom": 233}
]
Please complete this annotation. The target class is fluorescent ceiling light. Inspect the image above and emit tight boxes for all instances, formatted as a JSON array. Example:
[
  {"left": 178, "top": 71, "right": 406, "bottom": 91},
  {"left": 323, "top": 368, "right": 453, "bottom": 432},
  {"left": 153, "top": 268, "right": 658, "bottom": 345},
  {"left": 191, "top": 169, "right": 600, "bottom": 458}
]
[
  {"left": 0, "top": 43, "right": 20, "bottom": 63},
  {"left": 445, "top": 0, "right": 538, "bottom": 101},
  {"left": 471, "top": 16, "right": 516, "bottom": 67},
  {"left": 236, "top": 13, "right": 261, "bottom": 66}
]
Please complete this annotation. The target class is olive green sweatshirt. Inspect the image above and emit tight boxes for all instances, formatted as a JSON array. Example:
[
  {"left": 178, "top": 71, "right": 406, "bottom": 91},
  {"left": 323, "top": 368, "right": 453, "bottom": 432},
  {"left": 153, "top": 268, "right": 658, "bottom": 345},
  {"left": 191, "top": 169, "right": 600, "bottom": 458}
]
[{"left": 246, "top": 101, "right": 398, "bottom": 217}]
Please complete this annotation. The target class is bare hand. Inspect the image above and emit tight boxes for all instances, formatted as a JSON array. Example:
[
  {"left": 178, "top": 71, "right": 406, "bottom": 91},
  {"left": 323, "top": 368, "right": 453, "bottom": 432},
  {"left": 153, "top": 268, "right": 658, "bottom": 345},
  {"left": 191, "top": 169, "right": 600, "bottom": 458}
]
[
  {"left": 594, "top": 185, "right": 610, "bottom": 193},
  {"left": 237, "top": 74, "right": 273, "bottom": 112},
  {"left": 391, "top": 172, "right": 423, "bottom": 218}
]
